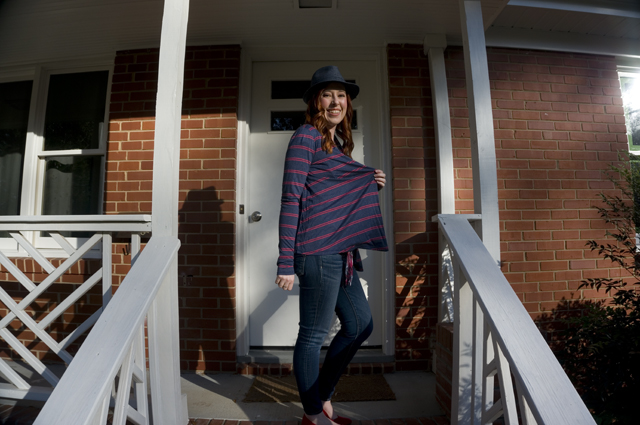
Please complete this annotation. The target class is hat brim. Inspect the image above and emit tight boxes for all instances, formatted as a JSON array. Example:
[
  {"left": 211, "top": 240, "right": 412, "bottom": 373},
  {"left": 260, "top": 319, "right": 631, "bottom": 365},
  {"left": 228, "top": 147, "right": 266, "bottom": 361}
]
[{"left": 303, "top": 80, "right": 359, "bottom": 104}]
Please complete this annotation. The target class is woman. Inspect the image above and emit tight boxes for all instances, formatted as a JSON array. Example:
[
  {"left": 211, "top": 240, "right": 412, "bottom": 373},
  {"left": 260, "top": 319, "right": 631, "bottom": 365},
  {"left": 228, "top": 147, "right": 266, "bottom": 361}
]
[{"left": 275, "top": 66, "right": 388, "bottom": 425}]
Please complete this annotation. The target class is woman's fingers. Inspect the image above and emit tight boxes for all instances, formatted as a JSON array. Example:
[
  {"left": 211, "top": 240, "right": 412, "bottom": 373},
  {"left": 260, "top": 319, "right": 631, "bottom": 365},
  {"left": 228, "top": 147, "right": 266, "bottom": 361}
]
[
  {"left": 374, "top": 169, "right": 386, "bottom": 189},
  {"left": 275, "top": 274, "right": 295, "bottom": 291}
]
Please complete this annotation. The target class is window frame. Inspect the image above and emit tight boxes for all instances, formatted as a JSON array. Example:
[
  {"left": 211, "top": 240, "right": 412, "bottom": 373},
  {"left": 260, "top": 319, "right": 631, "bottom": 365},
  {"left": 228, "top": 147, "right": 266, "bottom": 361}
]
[
  {"left": 0, "top": 57, "right": 113, "bottom": 257},
  {"left": 620, "top": 70, "right": 640, "bottom": 152}
]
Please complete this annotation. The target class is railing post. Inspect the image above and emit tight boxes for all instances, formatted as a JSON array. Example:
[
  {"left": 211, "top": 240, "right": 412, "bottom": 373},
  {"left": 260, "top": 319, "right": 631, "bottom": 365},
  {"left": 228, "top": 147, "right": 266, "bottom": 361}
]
[
  {"left": 102, "top": 233, "right": 112, "bottom": 306},
  {"left": 148, "top": 262, "right": 182, "bottom": 424},
  {"left": 452, "top": 259, "right": 473, "bottom": 425},
  {"left": 471, "top": 300, "right": 483, "bottom": 425}
]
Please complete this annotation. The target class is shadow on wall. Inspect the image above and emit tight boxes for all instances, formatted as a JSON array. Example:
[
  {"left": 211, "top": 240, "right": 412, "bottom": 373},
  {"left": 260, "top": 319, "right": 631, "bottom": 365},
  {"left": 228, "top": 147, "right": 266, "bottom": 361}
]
[
  {"left": 177, "top": 185, "right": 235, "bottom": 373},
  {"left": 394, "top": 229, "right": 439, "bottom": 370}
]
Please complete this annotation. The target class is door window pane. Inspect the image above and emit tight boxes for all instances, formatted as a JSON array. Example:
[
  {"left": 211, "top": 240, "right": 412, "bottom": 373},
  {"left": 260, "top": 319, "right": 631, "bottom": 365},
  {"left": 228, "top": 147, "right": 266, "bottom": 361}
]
[
  {"left": 43, "top": 71, "right": 108, "bottom": 151},
  {"left": 272, "top": 81, "right": 310, "bottom": 100},
  {"left": 271, "top": 111, "right": 306, "bottom": 131},
  {"left": 0, "top": 80, "right": 32, "bottom": 216},
  {"left": 270, "top": 110, "right": 358, "bottom": 131},
  {"left": 271, "top": 79, "right": 356, "bottom": 100}
]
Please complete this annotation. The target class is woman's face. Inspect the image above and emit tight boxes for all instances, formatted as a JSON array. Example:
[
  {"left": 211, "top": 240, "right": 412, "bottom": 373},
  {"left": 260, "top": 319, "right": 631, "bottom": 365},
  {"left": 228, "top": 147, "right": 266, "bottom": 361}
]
[{"left": 319, "top": 82, "right": 347, "bottom": 131}]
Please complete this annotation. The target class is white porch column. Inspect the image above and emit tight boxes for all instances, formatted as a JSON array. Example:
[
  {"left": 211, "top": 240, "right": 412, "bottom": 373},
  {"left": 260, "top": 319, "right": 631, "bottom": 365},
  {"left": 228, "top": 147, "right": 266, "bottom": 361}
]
[
  {"left": 424, "top": 34, "right": 456, "bottom": 329},
  {"left": 149, "top": 0, "right": 190, "bottom": 424},
  {"left": 425, "top": 34, "right": 455, "bottom": 217},
  {"left": 459, "top": 0, "right": 501, "bottom": 263}
]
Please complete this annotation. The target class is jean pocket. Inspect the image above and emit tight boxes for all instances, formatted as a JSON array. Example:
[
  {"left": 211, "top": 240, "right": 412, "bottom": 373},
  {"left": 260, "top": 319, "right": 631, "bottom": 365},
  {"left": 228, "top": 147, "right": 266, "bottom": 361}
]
[{"left": 294, "top": 255, "right": 306, "bottom": 277}]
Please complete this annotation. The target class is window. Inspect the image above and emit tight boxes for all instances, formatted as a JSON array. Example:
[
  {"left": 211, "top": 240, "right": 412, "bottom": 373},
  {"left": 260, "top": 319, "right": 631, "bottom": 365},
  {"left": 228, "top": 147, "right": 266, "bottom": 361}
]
[
  {"left": 0, "top": 81, "right": 32, "bottom": 220},
  {"left": 0, "top": 63, "right": 111, "bottom": 253},
  {"left": 621, "top": 73, "right": 640, "bottom": 151}
]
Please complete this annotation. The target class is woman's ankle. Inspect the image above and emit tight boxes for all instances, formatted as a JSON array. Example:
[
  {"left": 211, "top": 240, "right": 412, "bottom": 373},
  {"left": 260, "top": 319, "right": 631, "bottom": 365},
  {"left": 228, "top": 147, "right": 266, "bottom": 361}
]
[
  {"left": 321, "top": 400, "right": 335, "bottom": 418},
  {"left": 304, "top": 412, "right": 335, "bottom": 425}
]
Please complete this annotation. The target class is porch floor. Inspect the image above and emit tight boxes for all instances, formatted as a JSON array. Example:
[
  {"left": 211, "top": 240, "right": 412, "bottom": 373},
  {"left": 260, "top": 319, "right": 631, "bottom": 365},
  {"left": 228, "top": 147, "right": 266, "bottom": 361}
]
[
  {"left": 0, "top": 371, "right": 448, "bottom": 424},
  {"left": 183, "top": 371, "right": 447, "bottom": 422}
]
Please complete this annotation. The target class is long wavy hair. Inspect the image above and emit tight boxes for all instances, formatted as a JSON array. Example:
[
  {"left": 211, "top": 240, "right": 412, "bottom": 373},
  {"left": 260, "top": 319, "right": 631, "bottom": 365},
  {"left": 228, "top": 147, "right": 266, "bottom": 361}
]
[{"left": 305, "top": 85, "right": 354, "bottom": 157}]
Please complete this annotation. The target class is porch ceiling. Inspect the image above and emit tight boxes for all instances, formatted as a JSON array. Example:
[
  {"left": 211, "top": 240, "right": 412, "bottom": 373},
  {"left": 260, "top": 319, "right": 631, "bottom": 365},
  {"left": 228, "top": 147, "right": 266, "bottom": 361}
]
[
  {"left": 0, "top": 0, "right": 638, "bottom": 68},
  {"left": 486, "top": 0, "right": 640, "bottom": 60}
]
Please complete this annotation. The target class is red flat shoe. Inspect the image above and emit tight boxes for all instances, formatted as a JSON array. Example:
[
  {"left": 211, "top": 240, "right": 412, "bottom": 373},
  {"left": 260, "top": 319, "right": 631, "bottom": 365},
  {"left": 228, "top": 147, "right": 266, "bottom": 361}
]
[
  {"left": 302, "top": 415, "right": 313, "bottom": 425},
  {"left": 323, "top": 409, "right": 352, "bottom": 425}
]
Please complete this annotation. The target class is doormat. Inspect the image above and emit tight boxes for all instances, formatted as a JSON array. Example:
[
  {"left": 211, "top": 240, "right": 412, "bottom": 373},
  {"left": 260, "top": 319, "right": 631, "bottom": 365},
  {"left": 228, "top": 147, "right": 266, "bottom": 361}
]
[{"left": 243, "top": 374, "right": 396, "bottom": 403}]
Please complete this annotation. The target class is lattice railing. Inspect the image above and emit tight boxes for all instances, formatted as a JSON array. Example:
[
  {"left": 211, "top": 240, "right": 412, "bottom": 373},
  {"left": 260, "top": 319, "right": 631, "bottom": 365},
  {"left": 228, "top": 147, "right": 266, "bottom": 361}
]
[
  {"left": 434, "top": 214, "right": 596, "bottom": 425},
  {"left": 34, "top": 235, "right": 180, "bottom": 425},
  {"left": 0, "top": 215, "right": 151, "bottom": 402}
]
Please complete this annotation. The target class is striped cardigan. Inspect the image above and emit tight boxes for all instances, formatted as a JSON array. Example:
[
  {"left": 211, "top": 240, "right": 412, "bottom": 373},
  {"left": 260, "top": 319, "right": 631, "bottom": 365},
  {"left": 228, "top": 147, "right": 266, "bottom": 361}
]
[{"left": 277, "top": 125, "right": 388, "bottom": 276}]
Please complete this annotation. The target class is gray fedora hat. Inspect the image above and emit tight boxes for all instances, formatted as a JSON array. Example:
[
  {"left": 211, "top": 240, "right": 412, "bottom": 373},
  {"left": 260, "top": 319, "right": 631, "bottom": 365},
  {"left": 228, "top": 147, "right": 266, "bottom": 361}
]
[{"left": 302, "top": 65, "right": 359, "bottom": 104}]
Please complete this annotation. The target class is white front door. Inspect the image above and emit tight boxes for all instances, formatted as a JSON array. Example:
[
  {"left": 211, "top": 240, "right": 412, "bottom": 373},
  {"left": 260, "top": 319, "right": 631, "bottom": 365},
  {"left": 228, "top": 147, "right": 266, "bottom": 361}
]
[{"left": 245, "top": 60, "right": 387, "bottom": 348}]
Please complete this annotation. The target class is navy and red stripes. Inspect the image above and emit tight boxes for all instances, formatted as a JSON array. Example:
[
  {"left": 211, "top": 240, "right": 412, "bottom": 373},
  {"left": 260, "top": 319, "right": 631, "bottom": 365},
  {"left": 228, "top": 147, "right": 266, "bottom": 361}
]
[{"left": 277, "top": 125, "right": 388, "bottom": 275}]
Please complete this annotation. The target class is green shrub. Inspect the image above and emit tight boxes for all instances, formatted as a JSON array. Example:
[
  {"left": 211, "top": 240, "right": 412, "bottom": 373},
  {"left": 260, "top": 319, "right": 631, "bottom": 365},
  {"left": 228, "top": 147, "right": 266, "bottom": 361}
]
[{"left": 559, "top": 153, "right": 640, "bottom": 424}]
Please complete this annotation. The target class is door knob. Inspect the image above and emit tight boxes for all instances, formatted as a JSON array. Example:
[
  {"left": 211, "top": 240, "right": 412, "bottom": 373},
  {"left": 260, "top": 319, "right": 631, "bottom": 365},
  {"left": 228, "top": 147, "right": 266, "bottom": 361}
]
[{"left": 251, "top": 211, "right": 262, "bottom": 222}]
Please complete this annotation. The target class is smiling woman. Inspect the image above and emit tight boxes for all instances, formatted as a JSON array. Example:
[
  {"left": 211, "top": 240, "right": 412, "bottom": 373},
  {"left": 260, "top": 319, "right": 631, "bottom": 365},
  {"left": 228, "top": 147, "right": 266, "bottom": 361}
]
[{"left": 274, "top": 66, "right": 388, "bottom": 425}]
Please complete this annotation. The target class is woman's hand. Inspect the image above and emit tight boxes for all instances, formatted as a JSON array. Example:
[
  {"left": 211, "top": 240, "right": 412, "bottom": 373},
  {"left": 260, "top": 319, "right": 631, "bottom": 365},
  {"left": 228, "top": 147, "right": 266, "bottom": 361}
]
[
  {"left": 374, "top": 169, "right": 386, "bottom": 190},
  {"left": 275, "top": 274, "right": 295, "bottom": 291}
]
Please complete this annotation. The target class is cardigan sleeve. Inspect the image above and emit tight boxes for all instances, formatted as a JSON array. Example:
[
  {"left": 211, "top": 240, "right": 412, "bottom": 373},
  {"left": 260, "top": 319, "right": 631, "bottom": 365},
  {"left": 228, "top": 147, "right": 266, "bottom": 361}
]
[{"left": 276, "top": 126, "right": 317, "bottom": 275}]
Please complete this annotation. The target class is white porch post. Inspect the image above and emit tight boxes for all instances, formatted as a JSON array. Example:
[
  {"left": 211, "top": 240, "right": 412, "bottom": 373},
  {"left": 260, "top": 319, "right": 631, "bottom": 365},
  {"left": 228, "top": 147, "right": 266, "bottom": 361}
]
[
  {"left": 148, "top": 0, "right": 190, "bottom": 424},
  {"left": 459, "top": 0, "right": 501, "bottom": 263},
  {"left": 424, "top": 34, "right": 456, "bottom": 328},
  {"left": 425, "top": 34, "right": 455, "bottom": 218}
]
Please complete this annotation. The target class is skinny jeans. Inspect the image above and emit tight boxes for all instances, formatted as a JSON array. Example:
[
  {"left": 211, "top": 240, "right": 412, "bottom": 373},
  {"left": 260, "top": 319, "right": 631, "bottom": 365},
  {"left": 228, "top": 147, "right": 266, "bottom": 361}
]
[{"left": 293, "top": 253, "right": 374, "bottom": 415}]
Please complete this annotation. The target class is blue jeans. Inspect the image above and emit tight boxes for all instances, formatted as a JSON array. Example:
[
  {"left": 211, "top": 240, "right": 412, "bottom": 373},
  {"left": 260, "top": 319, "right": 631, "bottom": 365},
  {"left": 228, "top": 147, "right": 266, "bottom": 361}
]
[{"left": 293, "top": 253, "right": 374, "bottom": 415}]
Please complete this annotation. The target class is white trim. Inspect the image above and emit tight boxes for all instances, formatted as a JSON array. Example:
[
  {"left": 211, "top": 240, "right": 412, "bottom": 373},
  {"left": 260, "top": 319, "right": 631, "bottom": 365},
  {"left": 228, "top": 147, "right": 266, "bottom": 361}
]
[
  {"left": 0, "top": 53, "right": 115, "bottom": 73},
  {"left": 378, "top": 46, "right": 395, "bottom": 357},
  {"left": 37, "top": 149, "right": 106, "bottom": 157},
  {"left": 618, "top": 56, "right": 640, "bottom": 73},
  {"left": 235, "top": 45, "right": 395, "bottom": 357},
  {"left": 507, "top": 0, "right": 640, "bottom": 19},
  {"left": 484, "top": 26, "right": 640, "bottom": 59},
  {"left": 235, "top": 47, "right": 253, "bottom": 357},
  {"left": 0, "top": 66, "right": 36, "bottom": 82}
]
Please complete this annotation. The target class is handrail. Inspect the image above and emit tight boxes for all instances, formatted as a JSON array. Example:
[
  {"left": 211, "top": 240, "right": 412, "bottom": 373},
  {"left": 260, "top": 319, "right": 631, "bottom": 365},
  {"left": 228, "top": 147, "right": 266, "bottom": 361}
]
[
  {"left": 33, "top": 236, "right": 181, "bottom": 425},
  {"left": 0, "top": 215, "right": 152, "bottom": 232},
  {"left": 435, "top": 214, "right": 595, "bottom": 425}
]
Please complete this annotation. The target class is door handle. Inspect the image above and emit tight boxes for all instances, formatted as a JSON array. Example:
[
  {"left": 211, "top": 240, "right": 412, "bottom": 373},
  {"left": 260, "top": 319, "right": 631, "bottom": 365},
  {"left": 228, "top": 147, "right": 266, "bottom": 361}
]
[{"left": 251, "top": 211, "right": 262, "bottom": 222}]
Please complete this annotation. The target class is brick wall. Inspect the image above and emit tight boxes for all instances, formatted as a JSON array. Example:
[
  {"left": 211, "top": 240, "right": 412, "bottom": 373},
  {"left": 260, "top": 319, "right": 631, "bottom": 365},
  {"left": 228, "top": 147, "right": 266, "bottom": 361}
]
[
  {"left": 106, "top": 45, "right": 240, "bottom": 372},
  {"left": 387, "top": 44, "right": 628, "bottom": 374},
  {"left": 388, "top": 44, "right": 440, "bottom": 371}
]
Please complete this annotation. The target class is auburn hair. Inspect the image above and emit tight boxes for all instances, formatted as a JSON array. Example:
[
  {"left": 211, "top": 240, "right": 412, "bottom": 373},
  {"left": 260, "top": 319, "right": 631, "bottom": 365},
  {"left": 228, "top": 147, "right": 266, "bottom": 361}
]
[{"left": 304, "top": 86, "right": 354, "bottom": 157}]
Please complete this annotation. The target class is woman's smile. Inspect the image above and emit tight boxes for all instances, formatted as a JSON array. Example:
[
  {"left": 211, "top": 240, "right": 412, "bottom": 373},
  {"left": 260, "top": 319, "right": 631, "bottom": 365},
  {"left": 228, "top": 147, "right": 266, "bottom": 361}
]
[{"left": 320, "top": 82, "right": 348, "bottom": 134}]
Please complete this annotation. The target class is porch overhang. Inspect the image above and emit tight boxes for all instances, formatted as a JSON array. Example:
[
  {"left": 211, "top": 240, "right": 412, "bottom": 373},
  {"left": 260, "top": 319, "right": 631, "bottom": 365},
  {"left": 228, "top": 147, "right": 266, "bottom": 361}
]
[{"left": 1, "top": 0, "right": 638, "bottom": 68}]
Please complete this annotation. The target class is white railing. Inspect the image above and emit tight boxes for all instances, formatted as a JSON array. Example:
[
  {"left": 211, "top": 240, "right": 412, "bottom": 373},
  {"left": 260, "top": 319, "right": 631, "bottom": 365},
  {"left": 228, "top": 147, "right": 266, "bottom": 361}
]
[
  {"left": 0, "top": 215, "right": 151, "bottom": 402},
  {"left": 435, "top": 214, "right": 595, "bottom": 425},
  {"left": 32, "top": 235, "right": 180, "bottom": 425}
]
